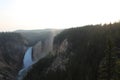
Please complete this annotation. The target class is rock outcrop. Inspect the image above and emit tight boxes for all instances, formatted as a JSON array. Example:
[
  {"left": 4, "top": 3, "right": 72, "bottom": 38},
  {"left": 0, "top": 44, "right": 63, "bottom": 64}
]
[
  {"left": 32, "top": 29, "right": 60, "bottom": 61},
  {"left": 32, "top": 33, "right": 54, "bottom": 61},
  {"left": 33, "top": 41, "right": 42, "bottom": 61},
  {"left": 46, "top": 39, "right": 69, "bottom": 72}
]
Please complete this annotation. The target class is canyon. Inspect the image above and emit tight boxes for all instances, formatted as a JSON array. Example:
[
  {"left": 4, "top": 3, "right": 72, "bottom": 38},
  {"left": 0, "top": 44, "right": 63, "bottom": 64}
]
[{"left": 1, "top": 22, "right": 120, "bottom": 80}]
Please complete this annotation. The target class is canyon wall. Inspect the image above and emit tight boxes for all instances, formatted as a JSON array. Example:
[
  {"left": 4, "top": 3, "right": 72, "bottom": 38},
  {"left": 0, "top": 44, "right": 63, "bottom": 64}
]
[
  {"left": 0, "top": 32, "right": 27, "bottom": 80},
  {"left": 32, "top": 29, "right": 60, "bottom": 61}
]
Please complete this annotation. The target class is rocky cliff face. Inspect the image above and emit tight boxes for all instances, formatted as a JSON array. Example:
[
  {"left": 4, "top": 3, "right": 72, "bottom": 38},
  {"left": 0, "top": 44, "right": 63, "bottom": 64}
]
[
  {"left": 46, "top": 39, "right": 69, "bottom": 72},
  {"left": 33, "top": 41, "right": 42, "bottom": 61},
  {"left": 32, "top": 29, "right": 60, "bottom": 61},
  {"left": 0, "top": 32, "right": 27, "bottom": 80},
  {"left": 33, "top": 37, "right": 54, "bottom": 61}
]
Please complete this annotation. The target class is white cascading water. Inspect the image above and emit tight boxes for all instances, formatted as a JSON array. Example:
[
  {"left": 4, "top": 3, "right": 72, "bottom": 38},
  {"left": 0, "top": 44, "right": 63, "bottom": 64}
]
[
  {"left": 23, "top": 47, "right": 33, "bottom": 68},
  {"left": 17, "top": 47, "right": 33, "bottom": 80}
]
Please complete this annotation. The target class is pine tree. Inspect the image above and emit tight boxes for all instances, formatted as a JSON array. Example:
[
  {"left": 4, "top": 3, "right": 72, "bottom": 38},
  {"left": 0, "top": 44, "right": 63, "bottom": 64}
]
[{"left": 97, "top": 35, "right": 116, "bottom": 80}]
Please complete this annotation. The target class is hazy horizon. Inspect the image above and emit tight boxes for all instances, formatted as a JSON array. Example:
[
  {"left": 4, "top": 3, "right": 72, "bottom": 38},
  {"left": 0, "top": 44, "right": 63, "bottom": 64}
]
[{"left": 0, "top": 0, "right": 120, "bottom": 31}]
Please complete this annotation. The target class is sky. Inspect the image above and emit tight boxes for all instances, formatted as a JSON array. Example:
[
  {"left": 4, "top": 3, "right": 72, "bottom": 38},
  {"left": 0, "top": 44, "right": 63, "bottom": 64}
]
[{"left": 0, "top": 0, "right": 120, "bottom": 31}]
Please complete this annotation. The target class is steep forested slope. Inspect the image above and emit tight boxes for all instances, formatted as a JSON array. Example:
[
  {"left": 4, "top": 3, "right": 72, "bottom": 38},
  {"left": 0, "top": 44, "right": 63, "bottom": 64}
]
[
  {"left": 23, "top": 22, "right": 120, "bottom": 80},
  {"left": 0, "top": 32, "right": 27, "bottom": 80}
]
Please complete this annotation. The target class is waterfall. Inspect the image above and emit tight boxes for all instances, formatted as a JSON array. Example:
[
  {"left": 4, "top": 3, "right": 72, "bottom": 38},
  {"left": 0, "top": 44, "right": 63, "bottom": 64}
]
[
  {"left": 23, "top": 47, "right": 33, "bottom": 68},
  {"left": 17, "top": 47, "right": 33, "bottom": 80}
]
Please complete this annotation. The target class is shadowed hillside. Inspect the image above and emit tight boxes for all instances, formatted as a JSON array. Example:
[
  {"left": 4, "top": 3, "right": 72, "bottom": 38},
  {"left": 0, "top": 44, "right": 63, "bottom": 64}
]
[{"left": 0, "top": 32, "right": 27, "bottom": 80}]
